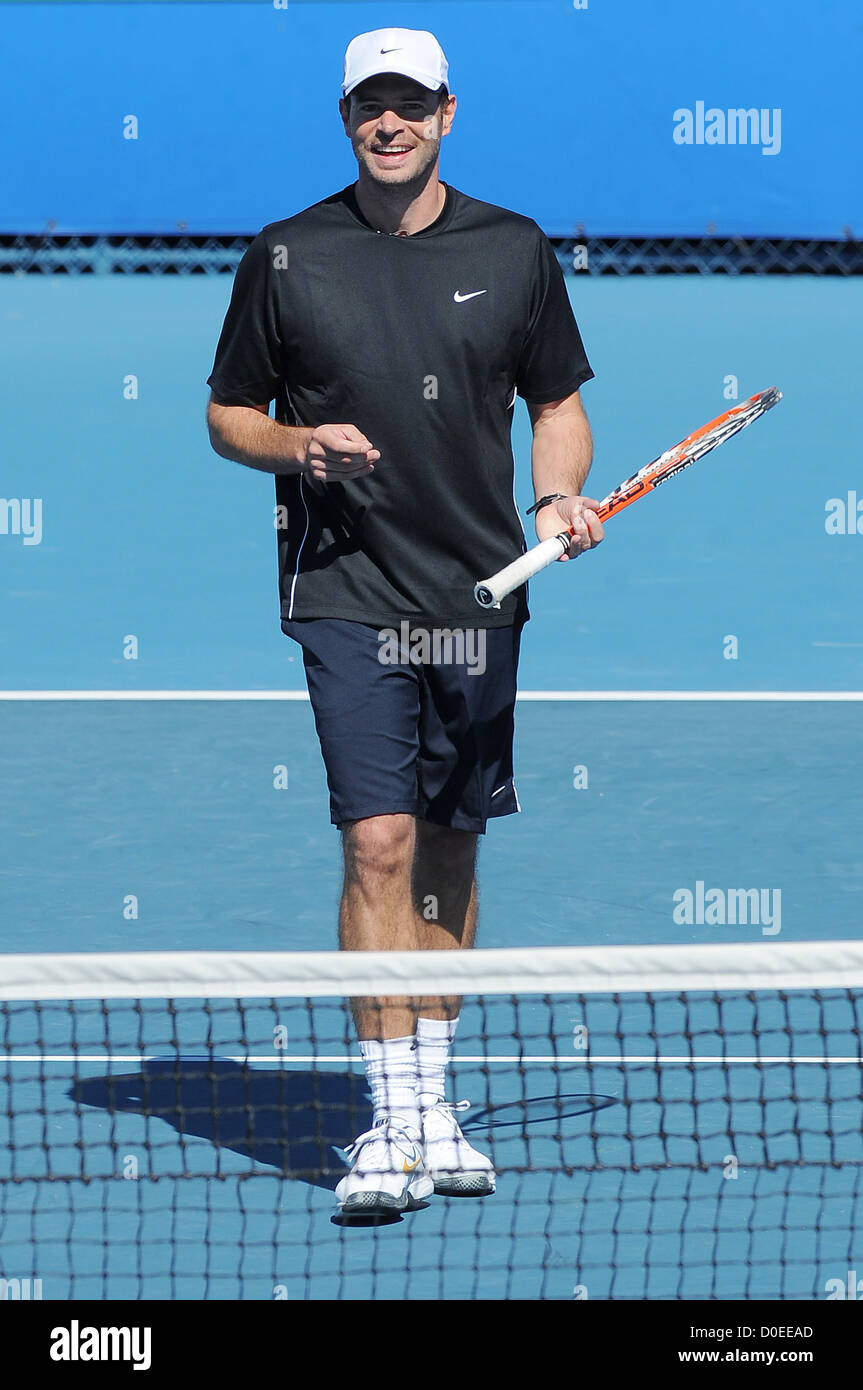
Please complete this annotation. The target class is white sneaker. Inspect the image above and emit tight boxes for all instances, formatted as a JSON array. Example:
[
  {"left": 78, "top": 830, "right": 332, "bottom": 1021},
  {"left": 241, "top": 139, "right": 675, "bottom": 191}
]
[
  {"left": 335, "top": 1121, "right": 433, "bottom": 1215},
  {"left": 420, "top": 1100, "right": 496, "bottom": 1196}
]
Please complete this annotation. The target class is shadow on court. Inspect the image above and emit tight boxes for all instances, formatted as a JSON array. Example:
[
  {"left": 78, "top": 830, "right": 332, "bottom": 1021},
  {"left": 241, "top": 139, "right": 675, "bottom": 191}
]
[
  {"left": 71, "top": 1059, "right": 369, "bottom": 1191},
  {"left": 70, "top": 1060, "right": 618, "bottom": 1199}
]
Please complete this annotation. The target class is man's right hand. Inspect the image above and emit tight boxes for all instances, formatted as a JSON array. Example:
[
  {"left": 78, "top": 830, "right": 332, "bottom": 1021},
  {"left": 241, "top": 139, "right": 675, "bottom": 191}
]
[{"left": 302, "top": 424, "right": 380, "bottom": 483}]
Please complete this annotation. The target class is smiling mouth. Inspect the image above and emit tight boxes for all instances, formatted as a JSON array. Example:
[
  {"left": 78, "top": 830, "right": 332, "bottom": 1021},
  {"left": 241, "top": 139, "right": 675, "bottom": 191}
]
[{"left": 371, "top": 146, "right": 414, "bottom": 159}]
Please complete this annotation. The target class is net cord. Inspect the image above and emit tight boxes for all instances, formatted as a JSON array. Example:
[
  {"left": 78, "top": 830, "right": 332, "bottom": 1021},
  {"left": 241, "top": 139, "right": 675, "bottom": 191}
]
[{"left": 2, "top": 939, "right": 863, "bottom": 1002}]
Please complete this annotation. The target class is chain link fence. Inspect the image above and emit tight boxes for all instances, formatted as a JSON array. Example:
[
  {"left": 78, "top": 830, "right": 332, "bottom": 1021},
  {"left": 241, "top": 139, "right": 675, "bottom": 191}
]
[{"left": 1, "top": 233, "right": 860, "bottom": 276}]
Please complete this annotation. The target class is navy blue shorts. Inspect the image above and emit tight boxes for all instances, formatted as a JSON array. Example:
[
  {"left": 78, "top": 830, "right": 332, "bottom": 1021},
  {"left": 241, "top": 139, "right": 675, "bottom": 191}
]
[{"left": 282, "top": 618, "right": 522, "bottom": 833}]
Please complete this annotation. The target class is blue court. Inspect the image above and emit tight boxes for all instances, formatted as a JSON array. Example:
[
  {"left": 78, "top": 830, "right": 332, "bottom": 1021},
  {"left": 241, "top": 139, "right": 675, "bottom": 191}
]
[{"left": 1, "top": 275, "right": 861, "bottom": 692}]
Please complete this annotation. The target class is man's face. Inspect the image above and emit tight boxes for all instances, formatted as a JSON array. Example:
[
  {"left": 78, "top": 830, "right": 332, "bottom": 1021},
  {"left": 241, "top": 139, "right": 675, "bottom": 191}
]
[{"left": 340, "top": 75, "right": 455, "bottom": 187}]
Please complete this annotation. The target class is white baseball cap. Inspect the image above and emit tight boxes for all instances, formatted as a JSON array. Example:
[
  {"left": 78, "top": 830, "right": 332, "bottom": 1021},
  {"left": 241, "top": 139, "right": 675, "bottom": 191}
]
[{"left": 342, "top": 28, "right": 449, "bottom": 99}]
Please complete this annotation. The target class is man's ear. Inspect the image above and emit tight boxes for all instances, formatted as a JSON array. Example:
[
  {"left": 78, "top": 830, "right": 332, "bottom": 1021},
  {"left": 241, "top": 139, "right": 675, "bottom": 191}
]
[{"left": 339, "top": 96, "right": 351, "bottom": 134}]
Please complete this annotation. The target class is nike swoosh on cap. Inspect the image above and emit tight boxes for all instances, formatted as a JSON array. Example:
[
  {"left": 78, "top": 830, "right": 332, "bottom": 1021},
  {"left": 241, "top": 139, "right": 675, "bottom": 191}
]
[
  {"left": 453, "top": 290, "right": 488, "bottom": 303},
  {"left": 380, "top": 47, "right": 402, "bottom": 54}
]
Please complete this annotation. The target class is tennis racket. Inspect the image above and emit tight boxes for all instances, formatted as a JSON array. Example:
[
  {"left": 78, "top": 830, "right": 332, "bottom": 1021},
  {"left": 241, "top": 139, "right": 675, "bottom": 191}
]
[{"left": 474, "top": 385, "right": 782, "bottom": 609}]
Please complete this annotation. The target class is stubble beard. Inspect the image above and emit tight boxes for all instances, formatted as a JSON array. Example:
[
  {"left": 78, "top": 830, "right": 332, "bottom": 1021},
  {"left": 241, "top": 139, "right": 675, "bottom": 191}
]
[{"left": 357, "top": 134, "right": 441, "bottom": 193}]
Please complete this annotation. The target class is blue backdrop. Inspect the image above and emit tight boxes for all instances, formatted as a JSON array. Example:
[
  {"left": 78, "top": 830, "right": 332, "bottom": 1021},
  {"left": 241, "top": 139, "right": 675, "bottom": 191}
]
[{"left": 1, "top": 0, "right": 859, "bottom": 237}]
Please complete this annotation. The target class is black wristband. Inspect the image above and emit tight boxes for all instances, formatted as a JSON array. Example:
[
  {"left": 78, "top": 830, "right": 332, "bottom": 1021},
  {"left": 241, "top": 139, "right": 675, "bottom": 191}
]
[{"left": 526, "top": 492, "right": 567, "bottom": 516}]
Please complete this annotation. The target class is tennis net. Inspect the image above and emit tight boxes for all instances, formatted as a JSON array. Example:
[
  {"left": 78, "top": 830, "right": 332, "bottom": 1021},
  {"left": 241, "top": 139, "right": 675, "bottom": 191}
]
[{"left": 2, "top": 941, "right": 863, "bottom": 1301}]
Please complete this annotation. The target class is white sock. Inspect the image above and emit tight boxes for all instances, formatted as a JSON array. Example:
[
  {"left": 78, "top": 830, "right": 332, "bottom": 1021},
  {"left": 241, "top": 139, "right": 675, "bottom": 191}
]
[
  {"left": 359, "top": 1036, "right": 421, "bottom": 1132},
  {"left": 415, "top": 1015, "right": 459, "bottom": 1112}
]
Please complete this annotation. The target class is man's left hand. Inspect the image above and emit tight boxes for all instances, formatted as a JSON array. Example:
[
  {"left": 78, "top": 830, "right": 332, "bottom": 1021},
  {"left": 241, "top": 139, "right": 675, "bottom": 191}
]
[{"left": 535, "top": 495, "right": 605, "bottom": 560}]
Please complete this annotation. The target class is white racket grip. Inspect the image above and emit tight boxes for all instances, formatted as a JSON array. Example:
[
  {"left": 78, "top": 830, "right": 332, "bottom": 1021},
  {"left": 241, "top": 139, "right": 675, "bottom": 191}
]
[{"left": 474, "top": 533, "right": 569, "bottom": 609}]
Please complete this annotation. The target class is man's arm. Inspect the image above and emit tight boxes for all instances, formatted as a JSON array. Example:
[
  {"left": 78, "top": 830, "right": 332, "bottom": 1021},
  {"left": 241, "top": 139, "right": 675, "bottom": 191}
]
[
  {"left": 206, "top": 397, "right": 380, "bottom": 481},
  {"left": 526, "top": 390, "right": 603, "bottom": 559}
]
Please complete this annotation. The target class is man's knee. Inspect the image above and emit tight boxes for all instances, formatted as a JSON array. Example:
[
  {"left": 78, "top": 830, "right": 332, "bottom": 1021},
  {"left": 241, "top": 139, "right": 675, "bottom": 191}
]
[{"left": 342, "top": 813, "right": 415, "bottom": 882}]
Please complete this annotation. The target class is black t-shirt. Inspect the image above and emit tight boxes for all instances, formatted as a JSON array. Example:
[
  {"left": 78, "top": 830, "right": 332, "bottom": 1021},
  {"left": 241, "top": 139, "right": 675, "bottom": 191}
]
[{"left": 207, "top": 183, "right": 593, "bottom": 629}]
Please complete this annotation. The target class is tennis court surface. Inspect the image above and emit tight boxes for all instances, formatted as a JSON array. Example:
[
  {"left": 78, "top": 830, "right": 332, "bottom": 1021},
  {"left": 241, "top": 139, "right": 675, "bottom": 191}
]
[{"left": 3, "top": 941, "right": 862, "bottom": 1301}]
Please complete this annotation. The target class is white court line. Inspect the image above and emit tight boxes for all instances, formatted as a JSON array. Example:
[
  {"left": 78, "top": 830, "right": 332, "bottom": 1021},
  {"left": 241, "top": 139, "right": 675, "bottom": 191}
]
[
  {"left": 0, "top": 690, "right": 309, "bottom": 701},
  {"left": 0, "top": 690, "right": 861, "bottom": 702},
  {"left": 3, "top": 1055, "right": 860, "bottom": 1065},
  {"left": 517, "top": 691, "right": 863, "bottom": 702}
]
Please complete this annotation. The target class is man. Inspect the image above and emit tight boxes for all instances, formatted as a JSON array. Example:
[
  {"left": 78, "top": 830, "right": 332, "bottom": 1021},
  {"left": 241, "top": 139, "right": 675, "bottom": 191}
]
[{"left": 207, "top": 28, "right": 602, "bottom": 1217}]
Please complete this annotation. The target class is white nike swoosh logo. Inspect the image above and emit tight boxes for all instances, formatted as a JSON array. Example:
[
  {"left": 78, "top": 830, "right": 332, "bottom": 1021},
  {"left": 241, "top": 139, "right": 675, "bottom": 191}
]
[
  {"left": 491, "top": 784, "right": 509, "bottom": 798},
  {"left": 453, "top": 290, "right": 488, "bottom": 303}
]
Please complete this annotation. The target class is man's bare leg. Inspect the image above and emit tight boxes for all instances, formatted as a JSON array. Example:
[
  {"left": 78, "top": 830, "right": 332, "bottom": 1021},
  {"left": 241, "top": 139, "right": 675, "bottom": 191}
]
[
  {"left": 411, "top": 820, "right": 478, "bottom": 1021},
  {"left": 339, "top": 813, "right": 419, "bottom": 1040},
  {"left": 339, "top": 815, "right": 478, "bottom": 1037},
  {"left": 337, "top": 814, "right": 492, "bottom": 1200}
]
